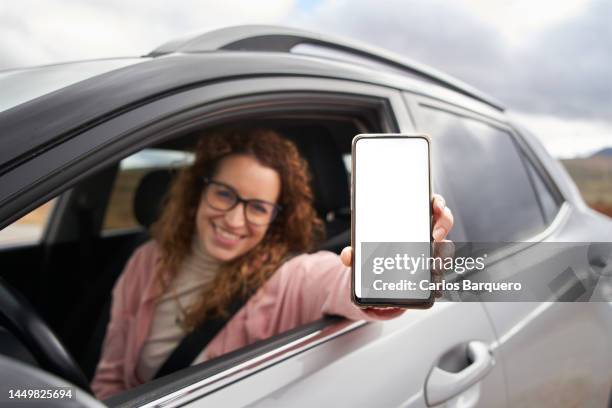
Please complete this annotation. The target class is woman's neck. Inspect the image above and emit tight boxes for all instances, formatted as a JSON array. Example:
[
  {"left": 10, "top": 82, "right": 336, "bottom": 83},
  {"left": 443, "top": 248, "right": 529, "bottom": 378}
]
[{"left": 188, "top": 235, "right": 222, "bottom": 273}]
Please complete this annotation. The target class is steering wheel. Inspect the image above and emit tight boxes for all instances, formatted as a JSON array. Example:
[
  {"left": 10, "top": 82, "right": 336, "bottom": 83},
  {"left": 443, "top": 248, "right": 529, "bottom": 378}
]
[{"left": 0, "top": 277, "right": 91, "bottom": 393}]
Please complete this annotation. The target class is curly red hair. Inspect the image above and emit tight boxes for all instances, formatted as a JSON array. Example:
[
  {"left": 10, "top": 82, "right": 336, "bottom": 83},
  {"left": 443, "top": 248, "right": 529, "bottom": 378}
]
[{"left": 151, "top": 127, "right": 324, "bottom": 330}]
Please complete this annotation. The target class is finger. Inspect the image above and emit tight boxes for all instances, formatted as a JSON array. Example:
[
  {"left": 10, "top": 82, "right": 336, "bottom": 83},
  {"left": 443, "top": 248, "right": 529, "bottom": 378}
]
[
  {"left": 340, "top": 246, "right": 352, "bottom": 267},
  {"left": 432, "top": 194, "right": 446, "bottom": 216},
  {"left": 432, "top": 207, "right": 453, "bottom": 241}
]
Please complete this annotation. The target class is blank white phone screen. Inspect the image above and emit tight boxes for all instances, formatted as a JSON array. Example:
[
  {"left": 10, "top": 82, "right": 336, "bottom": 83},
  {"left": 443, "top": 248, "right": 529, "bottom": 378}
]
[{"left": 354, "top": 136, "right": 431, "bottom": 300}]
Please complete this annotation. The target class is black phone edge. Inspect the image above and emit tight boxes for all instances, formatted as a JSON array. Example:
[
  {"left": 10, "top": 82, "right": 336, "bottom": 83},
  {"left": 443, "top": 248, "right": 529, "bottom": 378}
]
[{"left": 350, "top": 133, "right": 435, "bottom": 309}]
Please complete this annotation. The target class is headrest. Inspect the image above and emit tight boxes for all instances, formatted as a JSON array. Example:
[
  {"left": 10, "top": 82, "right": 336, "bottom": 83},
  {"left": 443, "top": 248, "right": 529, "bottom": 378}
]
[
  {"left": 133, "top": 169, "right": 174, "bottom": 228},
  {"left": 284, "top": 127, "right": 350, "bottom": 221}
]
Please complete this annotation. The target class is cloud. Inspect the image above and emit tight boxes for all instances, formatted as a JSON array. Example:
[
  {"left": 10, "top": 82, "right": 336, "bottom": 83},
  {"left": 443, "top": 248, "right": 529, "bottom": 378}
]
[
  {"left": 0, "top": 0, "right": 609, "bottom": 157},
  {"left": 508, "top": 0, "right": 612, "bottom": 121},
  {"left": 0, "top": 0, "right": 296, "bottom": 69},
  {"left": 287, "top": 0, "right": 611, "bottom": 124},
  {"left": 288, "top": 0, "right": 509, "bottom": 91},
  {"left": 2, "top": 0, "right": 608, "bottom": 123}
]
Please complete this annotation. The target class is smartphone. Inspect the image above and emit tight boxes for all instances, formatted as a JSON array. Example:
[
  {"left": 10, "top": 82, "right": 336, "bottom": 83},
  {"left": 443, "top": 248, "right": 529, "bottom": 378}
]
[{"left": 351, "top": 134, "right": 434, "bottom": 308}]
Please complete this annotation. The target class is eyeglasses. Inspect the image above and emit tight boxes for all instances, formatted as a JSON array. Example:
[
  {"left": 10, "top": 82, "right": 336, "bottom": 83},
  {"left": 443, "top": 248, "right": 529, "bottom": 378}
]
[{"left": 201, "top": 177, "right": 282, "bottom": 225}]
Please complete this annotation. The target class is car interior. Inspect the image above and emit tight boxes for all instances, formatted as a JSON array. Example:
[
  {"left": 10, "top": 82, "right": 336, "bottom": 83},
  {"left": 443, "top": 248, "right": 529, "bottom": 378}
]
[{"left": 0, "top": 109, "right": 387, "bottom": 401}]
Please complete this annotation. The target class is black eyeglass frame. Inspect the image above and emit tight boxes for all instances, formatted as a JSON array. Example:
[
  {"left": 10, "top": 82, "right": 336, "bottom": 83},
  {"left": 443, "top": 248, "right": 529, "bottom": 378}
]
[{"left": 201, "top": 177, "right": 282, "bottom": 225}]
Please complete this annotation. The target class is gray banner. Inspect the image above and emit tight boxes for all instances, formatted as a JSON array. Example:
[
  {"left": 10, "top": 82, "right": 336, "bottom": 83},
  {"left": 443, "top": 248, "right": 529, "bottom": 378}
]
[
  {"left": 429, "top": 242, "right": 611, "bottom": 302},
  {"left": 357, "top": 242, "right": 612, "bottom": 302}
]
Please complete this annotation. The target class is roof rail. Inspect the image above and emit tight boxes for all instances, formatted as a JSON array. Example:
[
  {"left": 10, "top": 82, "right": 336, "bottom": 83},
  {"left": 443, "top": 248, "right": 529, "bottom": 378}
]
[{"left": 149, "top": 25, "right": 504, "bottom": 111}]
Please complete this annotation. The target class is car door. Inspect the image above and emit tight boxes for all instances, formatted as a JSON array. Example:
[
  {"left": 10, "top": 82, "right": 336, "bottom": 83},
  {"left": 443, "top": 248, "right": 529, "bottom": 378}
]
[{"left": 409, "top": 95, "right": 612, "bottom": 407}]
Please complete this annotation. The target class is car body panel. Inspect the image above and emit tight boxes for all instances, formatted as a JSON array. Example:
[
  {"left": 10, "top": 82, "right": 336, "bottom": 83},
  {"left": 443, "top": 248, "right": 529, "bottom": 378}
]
[
  {"left": 485, "top": 302, "right": 612, "bottom": 407},
  {"left": 479, "top": 204, "right": 612, "bottom": 407},
  {"left": 180, "top": 304, "right": 505, "bottom": 408}
]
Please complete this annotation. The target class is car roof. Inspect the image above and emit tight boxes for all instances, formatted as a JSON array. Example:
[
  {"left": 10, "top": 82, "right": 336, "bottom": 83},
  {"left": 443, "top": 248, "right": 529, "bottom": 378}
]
[
  {"left": 148, "top": 25, "right": 503, "bottom": 110},
  {"left": 0, "top": 25, "right": 505, "bottom": 175}
]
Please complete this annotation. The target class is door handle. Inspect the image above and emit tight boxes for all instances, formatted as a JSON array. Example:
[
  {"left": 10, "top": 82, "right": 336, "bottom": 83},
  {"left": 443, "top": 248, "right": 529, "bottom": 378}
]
[{"left": 425, "top": 341, "right": 494, "bottom": 406}]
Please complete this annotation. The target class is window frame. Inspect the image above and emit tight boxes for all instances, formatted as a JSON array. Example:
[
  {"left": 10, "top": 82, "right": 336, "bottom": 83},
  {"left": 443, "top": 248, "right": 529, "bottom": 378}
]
[
  {"left": 1, "top": 76, "right": 409, "bottom": 405},
  {"left": 0, "top": 77, "right": 407, "bottom": 229},
  {"left": 98, "top": 84, "right": 406, "bottom": 407},
  {"left": 508, "top": 125, "right": 566, "bottom": 211}
]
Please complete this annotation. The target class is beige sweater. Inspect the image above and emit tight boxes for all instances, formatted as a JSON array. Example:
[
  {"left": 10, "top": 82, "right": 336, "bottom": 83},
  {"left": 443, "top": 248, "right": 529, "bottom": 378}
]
[{"left": 135, "top": 238, "right": 220, "bottom": 382}]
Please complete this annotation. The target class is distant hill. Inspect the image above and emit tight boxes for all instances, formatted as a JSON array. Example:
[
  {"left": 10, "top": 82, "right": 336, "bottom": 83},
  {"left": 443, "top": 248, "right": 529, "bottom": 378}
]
[
  {"left": 562, "top": 154, "right": 612, "bottom": 217},
  {"left": 591, "top": 147, "right": 612, "bottom": 157}
]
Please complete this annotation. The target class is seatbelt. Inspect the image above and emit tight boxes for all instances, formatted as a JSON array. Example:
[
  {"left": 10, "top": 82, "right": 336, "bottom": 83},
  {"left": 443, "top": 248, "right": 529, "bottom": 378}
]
[
  {"left": 154, "top": 253, "right": 299, "bottom": 379},
  {"left": 153, "top": 292, "right": 250, "bottom": 379}
]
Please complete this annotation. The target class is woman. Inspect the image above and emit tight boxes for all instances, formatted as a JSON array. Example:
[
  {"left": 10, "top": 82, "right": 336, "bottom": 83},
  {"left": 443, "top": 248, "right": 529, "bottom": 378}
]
[{"left": 91, "top": 128, "right": 454, "bottom": 399}]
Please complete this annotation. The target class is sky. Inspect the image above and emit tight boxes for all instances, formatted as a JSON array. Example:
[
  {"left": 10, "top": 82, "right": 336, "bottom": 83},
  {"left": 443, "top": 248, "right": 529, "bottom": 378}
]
[{"left": 0, "top": 0, "right": 610, "bottom": 158}]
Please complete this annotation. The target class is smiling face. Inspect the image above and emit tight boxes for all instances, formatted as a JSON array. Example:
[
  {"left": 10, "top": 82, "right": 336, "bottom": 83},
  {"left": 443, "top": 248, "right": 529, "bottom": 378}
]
[{"left": 196, "top": 154, "right": 281, "bottom": 262}]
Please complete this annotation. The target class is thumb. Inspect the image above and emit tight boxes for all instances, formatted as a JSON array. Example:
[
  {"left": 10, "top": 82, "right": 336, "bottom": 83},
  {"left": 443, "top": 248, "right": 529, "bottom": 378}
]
[{"left": 340, "top": 247, "right": 353, "bottom": 267}]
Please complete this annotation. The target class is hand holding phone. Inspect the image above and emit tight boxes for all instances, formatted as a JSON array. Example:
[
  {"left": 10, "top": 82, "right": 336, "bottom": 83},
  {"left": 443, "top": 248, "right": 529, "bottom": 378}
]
[{"left": 349, "top": 134, "right": 453, "bottom": 308}]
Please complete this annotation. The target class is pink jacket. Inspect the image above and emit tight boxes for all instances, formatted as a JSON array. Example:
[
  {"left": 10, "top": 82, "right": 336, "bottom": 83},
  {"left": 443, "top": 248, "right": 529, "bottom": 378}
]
[{"left": 91, "top": 241, "right": 404, "bottom": 399}]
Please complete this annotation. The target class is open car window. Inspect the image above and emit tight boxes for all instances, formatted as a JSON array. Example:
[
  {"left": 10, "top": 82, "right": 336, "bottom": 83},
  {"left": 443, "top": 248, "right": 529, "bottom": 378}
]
[{"left": 0, "top": 78, "right": 406, "bottom": 406}]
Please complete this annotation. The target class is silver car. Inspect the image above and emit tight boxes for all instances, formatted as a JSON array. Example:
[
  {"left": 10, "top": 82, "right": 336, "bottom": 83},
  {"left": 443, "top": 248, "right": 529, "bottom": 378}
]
[{"left": 0, "top": 25, "right": 610, "bottom": 407}]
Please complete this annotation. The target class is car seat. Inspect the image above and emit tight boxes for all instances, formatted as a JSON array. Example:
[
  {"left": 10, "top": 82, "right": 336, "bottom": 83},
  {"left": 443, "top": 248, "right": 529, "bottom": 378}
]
[{"left": 79, "top": 169, "right": 173, "bottom": 378}]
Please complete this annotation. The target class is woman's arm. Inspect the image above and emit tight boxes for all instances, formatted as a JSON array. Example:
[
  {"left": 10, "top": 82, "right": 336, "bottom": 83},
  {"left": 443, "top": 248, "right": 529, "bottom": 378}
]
[
  {"left": 90, "top": 244, "right": 152, "bottom": 400},
  {"left": 286, "top": 194, "right": 454, "bottom": 323},
  {"left": 304, "top": 252, "right": 406, "bottom": 321}
]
